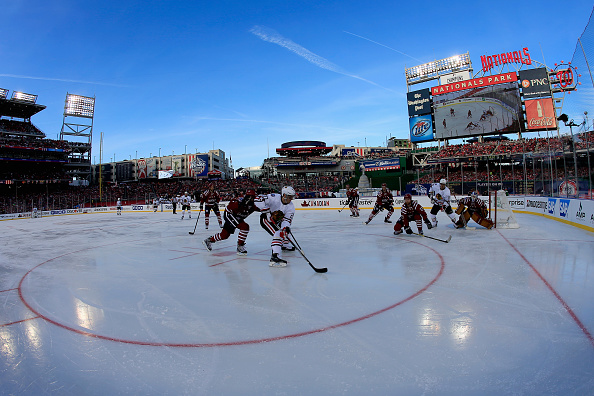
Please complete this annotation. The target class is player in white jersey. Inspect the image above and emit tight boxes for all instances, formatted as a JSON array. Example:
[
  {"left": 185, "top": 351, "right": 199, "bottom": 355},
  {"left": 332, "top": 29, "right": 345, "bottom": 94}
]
[
  {"left": 153, "top": 197, "right": 160, "bottom": 212},
  {"left": 256, "top": 186, "right": 296, "bottom": 267},
  {"left": 116, "top": 198, "right": 122, "bottom": 215},
  {"left": 427, "top": 179, "right": 457, "bottom": 227},
  {"left": 180, "top": 192, "right": 192, "bottom": 220}
]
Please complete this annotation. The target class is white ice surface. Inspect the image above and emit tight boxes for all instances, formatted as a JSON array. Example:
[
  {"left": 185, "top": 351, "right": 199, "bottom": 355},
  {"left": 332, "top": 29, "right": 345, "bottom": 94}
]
[{"left": 1, "top": 209, "right": 593, "bottom": 395}]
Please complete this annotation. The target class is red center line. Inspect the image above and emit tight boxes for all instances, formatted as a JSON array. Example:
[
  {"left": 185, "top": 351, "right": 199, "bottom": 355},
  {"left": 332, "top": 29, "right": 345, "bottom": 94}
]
[{"left": 497, "top": 230, "right": 594, "bottom": 348}]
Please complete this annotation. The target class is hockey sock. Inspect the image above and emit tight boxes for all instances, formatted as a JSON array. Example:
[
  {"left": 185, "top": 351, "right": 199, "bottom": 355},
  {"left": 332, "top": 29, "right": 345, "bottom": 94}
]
[{"left": 238, "top": 230, "right": 248, "bottom": 245}]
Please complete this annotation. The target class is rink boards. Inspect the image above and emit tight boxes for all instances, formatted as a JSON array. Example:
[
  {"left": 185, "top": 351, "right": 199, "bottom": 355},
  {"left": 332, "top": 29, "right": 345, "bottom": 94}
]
[{"left": 2, "top": 196, "right": 594, "bottom": 232}]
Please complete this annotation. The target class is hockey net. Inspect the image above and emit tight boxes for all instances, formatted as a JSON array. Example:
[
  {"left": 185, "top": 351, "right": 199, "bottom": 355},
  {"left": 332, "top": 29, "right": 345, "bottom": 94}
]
[{"left": 489, "top": 190, "right": 519, "bottom": 228}]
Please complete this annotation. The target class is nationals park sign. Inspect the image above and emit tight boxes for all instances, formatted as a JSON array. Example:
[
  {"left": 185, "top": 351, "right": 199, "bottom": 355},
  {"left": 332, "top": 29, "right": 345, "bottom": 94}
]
[{"left": 431, "top": 72, "right": 517, "bottom": 95}]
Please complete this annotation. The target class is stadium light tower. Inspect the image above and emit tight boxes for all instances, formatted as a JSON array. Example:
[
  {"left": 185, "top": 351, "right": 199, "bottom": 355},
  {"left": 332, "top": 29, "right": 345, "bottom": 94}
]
[
  {"left": 60, "top": 93, "right": 95, "bottom": 183},
  {"left": 405, "top": 52, "right": 472, "bottom": 90}
]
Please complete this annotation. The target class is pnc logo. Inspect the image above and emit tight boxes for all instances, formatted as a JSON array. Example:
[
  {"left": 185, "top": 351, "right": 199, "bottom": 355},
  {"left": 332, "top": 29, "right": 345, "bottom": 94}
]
[{"left": 521, "top": 79, "right": 530, "bottom": 88}]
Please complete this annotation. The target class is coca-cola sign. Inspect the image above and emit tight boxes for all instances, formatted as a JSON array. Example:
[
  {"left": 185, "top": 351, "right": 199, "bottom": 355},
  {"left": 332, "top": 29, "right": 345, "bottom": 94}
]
[{"left": 525, "top": 98, "right": 557, "bottom": 130}]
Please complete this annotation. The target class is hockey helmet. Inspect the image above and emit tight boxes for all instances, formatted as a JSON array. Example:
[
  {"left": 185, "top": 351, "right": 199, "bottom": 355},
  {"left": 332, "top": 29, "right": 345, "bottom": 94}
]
[
  {"left": 440, "top": 179, "right": 447, "bottom": 185},
  {"left": 469, "top": 191, "right": 478, "bottom": 198},
  {"left": 404, "top": 193, "right": 412, "bottom": 201},
  {"left": 281, "top": 186, "right": 296, "bottom": 198},
  {"left": 245, "top": 189, "right": 256, "bottom": 197}
]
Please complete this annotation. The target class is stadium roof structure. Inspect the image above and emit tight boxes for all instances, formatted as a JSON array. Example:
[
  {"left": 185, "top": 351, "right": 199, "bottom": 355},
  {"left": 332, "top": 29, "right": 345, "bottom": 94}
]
[
  {"left": 276, "top": 141, "right": 332, "bottom": 157},
  {"left": 0, "top": 97, "right": 46, "bottom": 120}
]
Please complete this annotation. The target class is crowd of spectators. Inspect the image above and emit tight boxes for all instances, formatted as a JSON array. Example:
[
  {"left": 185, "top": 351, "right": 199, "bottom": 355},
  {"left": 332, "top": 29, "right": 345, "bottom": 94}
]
[
  {"left": 0, "top": 135, "right": 70, "bottom": 151},
  {"left": 261, "top": 174, "right": 347, "bottom": 197},
  {"left": 412, "top": 165, "right": 591, "bottom": 185},
  {"left": 0, "top": 119, "right": 44, "bottom": 136},
  {"left": 427, "top": 135, "right": 594, "bottom": 161},
  {"left": 0, "top": 178, "right": 263, "bottom": 214}
]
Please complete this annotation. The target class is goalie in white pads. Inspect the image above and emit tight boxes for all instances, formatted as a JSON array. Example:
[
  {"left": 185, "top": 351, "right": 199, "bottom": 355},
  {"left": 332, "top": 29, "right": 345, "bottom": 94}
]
[
  {"left": 257, "top": 186, "right": 296, "bottom": 267},
  {"left": 427, "top": 179, "right": 457, "bottom": 227}
]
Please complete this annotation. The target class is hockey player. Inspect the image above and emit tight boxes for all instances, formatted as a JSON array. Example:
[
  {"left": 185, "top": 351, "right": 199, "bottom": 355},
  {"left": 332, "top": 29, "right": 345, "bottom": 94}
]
[
  {"left": 394, "top": 193, "right": 432, "bottom": 235},
  {"left": 257, "top": 186, "right": 296, "bottom": 267},
  {"left": 152, "top": 197, "right": 160, "bottom": 212},
  {"left": 467, "top": 109, "right": 472, "bottom": 119},
  {"left": 365, "top": 183, "right": 394, "bottom": 224},
  {"left": 203, "top": 189, "right": 260, "bottom": 256},
  {"left": 454, "top": 191, "right": 493, "bottom": 229},
  {"left": 180, "top": 191, "right": 192, "bottom": 220},
  {"left": 450, "top": 108, "right": 455, "bottom": 117},
  {"left": 116, "top": 198, "right": 122, "bottom": 215},
  {"left": 345, "top": 184, "right": 360, "bottom": 217},
  {"left": 200, "top": 183, "right": 222, "bottom": 229},
  {"left": 427, "top": 179, "right": 457, "bottom": 227}
]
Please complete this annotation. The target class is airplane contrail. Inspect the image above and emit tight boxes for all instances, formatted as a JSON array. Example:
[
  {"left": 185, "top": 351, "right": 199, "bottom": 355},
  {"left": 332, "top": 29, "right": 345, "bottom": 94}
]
[
  {"left": 343, "top": 31, "right": 424, "bottom": 63},
  {"left": 0, "top": 73, "right": 128, "bottom": 87},
  {"left": 250, "top": 25, "right": 395, "bottom": 93}
]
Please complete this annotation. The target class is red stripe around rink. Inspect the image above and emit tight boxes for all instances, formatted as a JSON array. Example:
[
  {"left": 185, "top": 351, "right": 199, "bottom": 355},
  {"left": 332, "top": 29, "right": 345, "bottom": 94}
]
[{"left": 497, "top": 230, "right": 594, "bottom": 348}]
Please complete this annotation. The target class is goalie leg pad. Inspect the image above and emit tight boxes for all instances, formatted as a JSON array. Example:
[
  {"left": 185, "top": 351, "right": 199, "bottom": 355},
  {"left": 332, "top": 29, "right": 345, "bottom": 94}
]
[{"left": 471, "top": 213, "right": 493, "bottom": 229}]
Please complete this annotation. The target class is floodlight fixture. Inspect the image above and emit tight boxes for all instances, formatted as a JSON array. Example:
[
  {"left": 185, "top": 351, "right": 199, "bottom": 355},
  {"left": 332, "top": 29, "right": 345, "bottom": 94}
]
[
  {"left": 0, "top": 88, "right": 8, "bottom": 99},
  {"left": 405, "top": 52, "right": 472, "bottom": 85},
  {"left": 64, "top": 93, "right": 95, "bottom": 118},
  {"left": 11, "top": 91, "right": 37, "bottom": 103}
]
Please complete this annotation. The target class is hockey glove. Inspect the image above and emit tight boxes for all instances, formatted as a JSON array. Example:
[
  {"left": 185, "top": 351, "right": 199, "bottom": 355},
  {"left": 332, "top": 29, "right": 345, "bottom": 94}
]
[
  {"left": 404, "top": 226, "right": 413, "bottom": 235},
  {"left": 424, "top": 219, "right": 432, "bottom": 229}
]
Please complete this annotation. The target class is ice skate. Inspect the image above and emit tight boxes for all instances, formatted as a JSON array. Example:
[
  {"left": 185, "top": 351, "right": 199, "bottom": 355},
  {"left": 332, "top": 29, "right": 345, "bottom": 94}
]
[
  {"left": 203, "top": 238, "right": 212, "bottom": 251},
  {"left": 384, "top": 218, "right": 392, "bottom": 223},
  {"left": 236, "top": 244, "right": 247, "bottom": 256},
  {"left": 269, "top": 253, "right": 287, "bottom": 267}
]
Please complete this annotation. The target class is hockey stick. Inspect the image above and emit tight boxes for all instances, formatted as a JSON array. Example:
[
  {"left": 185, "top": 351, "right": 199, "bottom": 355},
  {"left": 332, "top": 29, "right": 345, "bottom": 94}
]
[
  {"left": 288, "top": 233, "right": 327, "bottom": 273},
  {"left": 412, "top": 231, "right": 452, "bottom": 243},
  {"left": 188, "top": 209, "right": 203, "bottom": 235},
  {"left": 338, "top": 202, "right": 348, "bottom": 213}
]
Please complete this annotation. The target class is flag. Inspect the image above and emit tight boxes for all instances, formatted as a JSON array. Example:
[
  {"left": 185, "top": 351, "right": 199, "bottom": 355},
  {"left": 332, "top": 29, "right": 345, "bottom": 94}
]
[{"left": 158, "top": 170, "right": 174, "bottom": 179}]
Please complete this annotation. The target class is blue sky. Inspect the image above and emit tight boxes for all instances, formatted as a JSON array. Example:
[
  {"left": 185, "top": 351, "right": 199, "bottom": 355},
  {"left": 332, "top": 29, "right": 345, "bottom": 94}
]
[{"left": 1, "top": 0, "right": 592, "bottom": 170}]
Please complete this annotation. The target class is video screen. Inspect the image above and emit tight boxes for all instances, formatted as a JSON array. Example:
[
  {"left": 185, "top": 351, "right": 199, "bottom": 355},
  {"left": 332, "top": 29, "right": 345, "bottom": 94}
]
[{"left": 433, "top": 81, "right": 521, "bottom": 139}]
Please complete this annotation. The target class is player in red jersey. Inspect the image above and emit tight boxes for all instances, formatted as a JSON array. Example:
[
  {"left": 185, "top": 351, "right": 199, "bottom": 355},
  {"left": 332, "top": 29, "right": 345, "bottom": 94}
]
[
  {"left": 202, "top": 189, "right": 260, "bottom": 255},
  {"left": 365, "top": 183, "right": 394, "bottom": 224},
  {"left": 454, "top": 191, "right": 493, "bottom": 229},
  {"left": 394, "top": 193, "right": 432, "bottom": 235},
  {"left": 200, "top": 183, "right": 223, "bottom": 229},
  {"left": 345, "top": 184, "right": 360, "bottom": 217}
]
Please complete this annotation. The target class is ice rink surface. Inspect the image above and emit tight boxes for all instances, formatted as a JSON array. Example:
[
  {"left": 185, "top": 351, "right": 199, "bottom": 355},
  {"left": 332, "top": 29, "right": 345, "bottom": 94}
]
[{"left": 1, "top": 208, "right": 593, "bottom": 395}]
